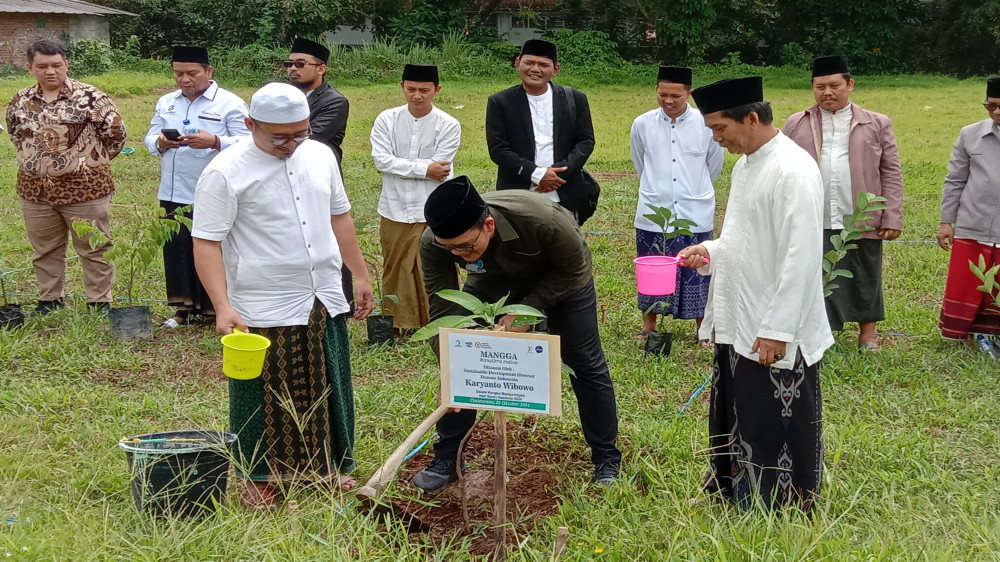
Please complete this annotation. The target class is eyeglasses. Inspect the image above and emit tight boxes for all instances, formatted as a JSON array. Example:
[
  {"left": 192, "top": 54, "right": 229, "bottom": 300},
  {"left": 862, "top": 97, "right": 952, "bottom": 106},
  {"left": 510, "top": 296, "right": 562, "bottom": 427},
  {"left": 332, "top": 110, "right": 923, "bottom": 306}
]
[
  {"left": 258, "top": 126, "right": 312, "bottom": 146},
  {"left": 984, "top": 101, "right": 1000, "bottom": 112},
  {"left": 283, "top": 60, "right": 322, "bottom": 69},
  {"left": 433, "top": 227, "right": 485, "bottom": 252}
]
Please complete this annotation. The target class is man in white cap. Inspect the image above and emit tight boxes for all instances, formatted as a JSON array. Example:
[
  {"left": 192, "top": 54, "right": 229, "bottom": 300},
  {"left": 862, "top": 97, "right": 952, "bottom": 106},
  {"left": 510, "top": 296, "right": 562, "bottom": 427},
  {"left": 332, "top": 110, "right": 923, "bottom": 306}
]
[{"left": 192, "top": 82, "right": 373, "bottom": 508}]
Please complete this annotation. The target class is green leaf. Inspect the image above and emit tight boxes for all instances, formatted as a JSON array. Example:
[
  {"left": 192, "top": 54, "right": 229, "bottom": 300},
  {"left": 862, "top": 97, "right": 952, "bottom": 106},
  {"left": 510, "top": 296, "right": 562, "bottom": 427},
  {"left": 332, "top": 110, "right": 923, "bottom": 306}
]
[
  {"left": 435, "top": 289, "right": 485, "bottom": 314},
  {"left": 385, "top": 294, "right": 400, "bottom": 305},
  {"left": 410, "top": 315, "right": 479, "bottom": 341},
  {"left": 831, "top": 269, "right": 854, "bottom": 279},
  {"left": 823, "top": 250, "right": 841, "bottom": 264},
  {"left": 496, "top": 304, "right": 546, "bottom": 319}
]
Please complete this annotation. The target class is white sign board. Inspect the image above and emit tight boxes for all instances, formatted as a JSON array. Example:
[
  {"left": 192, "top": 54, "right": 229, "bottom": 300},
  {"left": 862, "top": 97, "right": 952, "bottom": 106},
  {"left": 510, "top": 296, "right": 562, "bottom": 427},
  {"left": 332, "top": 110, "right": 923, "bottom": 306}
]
[{"left": 440, "top": 328, "right": 561, "bottom": 416}]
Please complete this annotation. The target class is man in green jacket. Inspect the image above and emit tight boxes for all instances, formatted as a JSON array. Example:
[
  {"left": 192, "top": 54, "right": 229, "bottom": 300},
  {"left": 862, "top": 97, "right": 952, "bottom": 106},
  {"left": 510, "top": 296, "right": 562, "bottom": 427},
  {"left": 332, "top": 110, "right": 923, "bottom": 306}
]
[{"left": 412, "top": 176, "right": 621, "bottom": 490}]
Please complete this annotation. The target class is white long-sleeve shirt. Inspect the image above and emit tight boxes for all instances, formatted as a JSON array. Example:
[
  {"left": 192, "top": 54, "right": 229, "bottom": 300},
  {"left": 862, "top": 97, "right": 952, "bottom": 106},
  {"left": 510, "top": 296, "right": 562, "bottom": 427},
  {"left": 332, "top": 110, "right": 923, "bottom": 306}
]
[
  {"left": 698, "top": 132, "right": 833, "bottom": 368},
  {"left": 630, "top": 104, "right": 723, "bottom": 233},
  {"left": 192, "top": 139, "right": 351, "bottom": 327},
  {"left": 144, "top": 81, "right": 250, "bottom": 204},
  {"left": 526, "top": 85, "right": 559, "bottom": 202},
  {"left": 371, "top": 105, "right": 461, "bottom": 223},
  {"left": 819, "top": 105, "right": 853, "bottom": 229}
]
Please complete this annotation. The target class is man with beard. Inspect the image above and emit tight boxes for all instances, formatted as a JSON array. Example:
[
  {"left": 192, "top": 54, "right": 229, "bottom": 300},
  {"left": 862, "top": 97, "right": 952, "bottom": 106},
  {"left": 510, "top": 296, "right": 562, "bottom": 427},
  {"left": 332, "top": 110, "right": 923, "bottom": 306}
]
[
  {"left": 286, "top": 37, "right": 349, "bottom": 165},
  {"left": 287, "top": 37, "right": 354, "bottom": 310}
]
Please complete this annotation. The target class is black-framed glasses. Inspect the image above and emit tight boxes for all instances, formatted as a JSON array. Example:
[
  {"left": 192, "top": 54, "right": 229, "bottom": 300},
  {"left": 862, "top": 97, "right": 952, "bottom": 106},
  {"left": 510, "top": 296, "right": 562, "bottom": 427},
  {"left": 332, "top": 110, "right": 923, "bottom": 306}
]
[
  {"left": 984, "top": 101, "right": 1000, "bottom": 113},
  {"left": 433, "top": 227, "right": 485, "bottom": 252},
  {"left": 283, "top": 60, "right": 322, "bottom": 69}
]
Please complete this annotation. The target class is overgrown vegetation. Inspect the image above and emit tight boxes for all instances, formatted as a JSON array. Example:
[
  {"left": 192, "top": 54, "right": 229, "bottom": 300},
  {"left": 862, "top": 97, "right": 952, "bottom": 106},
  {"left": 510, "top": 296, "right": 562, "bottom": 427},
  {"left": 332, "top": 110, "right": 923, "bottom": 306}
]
[{"left": 88, "top": 0, "right": 1000, "bottom": 75}]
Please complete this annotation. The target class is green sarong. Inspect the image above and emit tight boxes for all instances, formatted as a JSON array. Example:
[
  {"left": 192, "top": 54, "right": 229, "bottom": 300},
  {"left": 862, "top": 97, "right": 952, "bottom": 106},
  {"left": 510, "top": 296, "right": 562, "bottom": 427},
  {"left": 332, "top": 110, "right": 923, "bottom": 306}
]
[{"left": 228, "top": 301, "right": 355, "bottom": 482}]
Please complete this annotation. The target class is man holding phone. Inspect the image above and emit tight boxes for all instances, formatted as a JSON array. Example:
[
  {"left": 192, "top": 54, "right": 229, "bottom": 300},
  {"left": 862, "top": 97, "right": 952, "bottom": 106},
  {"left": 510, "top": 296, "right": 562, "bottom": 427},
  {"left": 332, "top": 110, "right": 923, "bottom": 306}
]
[{"left": 144, "top": 46, "right": 250, "bottom": 327}]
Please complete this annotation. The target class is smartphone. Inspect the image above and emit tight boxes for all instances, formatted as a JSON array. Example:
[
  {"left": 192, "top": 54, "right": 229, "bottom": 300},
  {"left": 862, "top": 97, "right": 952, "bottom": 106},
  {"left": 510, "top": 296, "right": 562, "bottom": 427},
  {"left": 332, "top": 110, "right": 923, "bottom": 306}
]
[{"left": 161, "top": 129, "right": 181, "bottom": 141}]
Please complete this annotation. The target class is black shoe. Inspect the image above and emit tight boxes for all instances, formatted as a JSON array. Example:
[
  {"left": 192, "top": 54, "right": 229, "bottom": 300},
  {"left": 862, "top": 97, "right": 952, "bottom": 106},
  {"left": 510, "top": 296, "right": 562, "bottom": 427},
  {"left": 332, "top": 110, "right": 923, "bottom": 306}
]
[
  {"left": 88, "top": 302, "right": 111, "bottom": 315},
  {"left": 33, "top": 299, "right": 65, "bottom": 317},
  {"left": 412, "top": 454, "right": 466, "bottom": 492},
  {"left": 592, "top": 462, "right": 620, "bottom": 486}
]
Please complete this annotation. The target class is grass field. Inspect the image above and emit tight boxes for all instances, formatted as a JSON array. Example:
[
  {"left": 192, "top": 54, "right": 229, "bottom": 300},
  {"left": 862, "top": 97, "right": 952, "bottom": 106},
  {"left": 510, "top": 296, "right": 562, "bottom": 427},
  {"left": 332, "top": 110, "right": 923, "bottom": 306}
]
[{"left": 1, "top": 70, "right": 999, "bottom": 561}]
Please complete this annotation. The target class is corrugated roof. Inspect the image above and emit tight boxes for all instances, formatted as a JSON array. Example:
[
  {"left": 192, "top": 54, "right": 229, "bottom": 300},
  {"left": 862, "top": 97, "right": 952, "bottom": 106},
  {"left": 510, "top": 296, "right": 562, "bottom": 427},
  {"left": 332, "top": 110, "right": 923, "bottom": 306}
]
[{"left": 0, "top": 0, "right": 135, "bottom": 16}]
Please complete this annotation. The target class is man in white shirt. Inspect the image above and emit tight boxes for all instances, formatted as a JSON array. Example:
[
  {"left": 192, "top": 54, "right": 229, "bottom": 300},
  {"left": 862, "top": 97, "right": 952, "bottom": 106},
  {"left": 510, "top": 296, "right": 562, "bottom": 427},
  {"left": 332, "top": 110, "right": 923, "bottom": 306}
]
[
  {"left": 784, "top": 56, "right": 904, "bottom": 352},
  {"left": 371, "top": 64, "right": 461, "bottom": 332},
  {"left": 679, "top": 76, "right": 833, "bottom": 511},
  {"left": 486, "top": 39, "right": 600, "bottom": 224},
  {"left": 145, "top": 46, "right": 250, "bottom": 328},
  {"left": 192, "top": 83, "right": 372, "bottom": 508},
  {"left": 630, "top": 65, "right": 723, "bottom": 341}
]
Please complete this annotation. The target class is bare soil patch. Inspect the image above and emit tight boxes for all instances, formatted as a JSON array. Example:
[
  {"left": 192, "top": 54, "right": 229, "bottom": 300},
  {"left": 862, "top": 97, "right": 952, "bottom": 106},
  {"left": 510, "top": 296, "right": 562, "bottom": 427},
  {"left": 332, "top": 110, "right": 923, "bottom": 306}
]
[{"left": 388, "top": 415, "right": 578, "bottom": 557}]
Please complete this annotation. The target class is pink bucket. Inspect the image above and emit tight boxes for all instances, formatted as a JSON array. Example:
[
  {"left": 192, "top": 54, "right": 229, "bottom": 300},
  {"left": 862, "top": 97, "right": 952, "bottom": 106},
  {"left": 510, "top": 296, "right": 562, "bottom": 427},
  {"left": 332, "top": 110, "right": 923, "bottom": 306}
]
[{"left": 634, "top": 255, "right": 681, "bottom": 296}]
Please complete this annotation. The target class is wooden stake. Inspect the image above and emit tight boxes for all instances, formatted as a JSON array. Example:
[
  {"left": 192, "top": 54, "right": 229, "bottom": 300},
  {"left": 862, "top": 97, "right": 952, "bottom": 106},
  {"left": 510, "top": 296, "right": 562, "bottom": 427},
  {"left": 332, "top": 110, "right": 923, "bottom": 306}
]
[
  {"left": 553, "top": 526, "right": 569, "bottom": 558},
  {"left": 493, "top": 411, "right": 507, "bottom": 561}
]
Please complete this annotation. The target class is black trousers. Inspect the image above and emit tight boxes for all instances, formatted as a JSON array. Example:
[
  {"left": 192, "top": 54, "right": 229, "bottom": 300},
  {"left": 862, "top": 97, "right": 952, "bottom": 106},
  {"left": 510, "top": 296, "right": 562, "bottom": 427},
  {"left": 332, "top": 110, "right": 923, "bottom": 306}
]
[{"left": 432, "top": 280, "right": 621, "bottom": 465}]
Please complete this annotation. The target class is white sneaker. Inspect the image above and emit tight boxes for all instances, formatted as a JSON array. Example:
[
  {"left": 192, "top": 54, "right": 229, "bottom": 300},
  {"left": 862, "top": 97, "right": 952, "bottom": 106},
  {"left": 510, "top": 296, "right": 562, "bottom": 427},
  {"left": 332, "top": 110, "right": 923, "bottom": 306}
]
[{"left": 162, "top": 318, "right": 180, "bottom": 329}]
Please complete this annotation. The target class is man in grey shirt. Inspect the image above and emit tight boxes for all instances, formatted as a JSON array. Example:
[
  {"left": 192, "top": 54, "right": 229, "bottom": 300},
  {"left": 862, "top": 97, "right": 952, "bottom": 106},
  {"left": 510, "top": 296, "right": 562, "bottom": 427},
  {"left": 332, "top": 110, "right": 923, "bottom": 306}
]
[{"left": 937, "top": 76, "right": 1000, "bottom": 341}]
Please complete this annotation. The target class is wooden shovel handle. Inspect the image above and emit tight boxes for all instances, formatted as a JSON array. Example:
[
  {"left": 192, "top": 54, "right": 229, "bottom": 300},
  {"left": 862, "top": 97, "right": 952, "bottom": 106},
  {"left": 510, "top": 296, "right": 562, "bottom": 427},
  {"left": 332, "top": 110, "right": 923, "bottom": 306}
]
[{"left": 356, "top": 404, "right": 452, "bottom": 500}]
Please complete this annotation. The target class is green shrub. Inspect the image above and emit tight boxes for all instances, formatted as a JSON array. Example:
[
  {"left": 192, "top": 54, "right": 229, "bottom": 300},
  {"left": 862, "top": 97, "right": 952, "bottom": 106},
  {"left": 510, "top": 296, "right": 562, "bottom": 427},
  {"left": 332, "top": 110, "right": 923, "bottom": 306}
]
[
  {"left": 67, "top": 40, "right": 113, "bottom": 77},
  {"left": 546, "top": 29, "right": 625, "bottom": 70},
  {"left": 210, "top": 44, "right": 287, "bottom": 87},
  {"left": 0, "top": 64, "right": 28, "bottom": 80},
  {"left": 384, "top": 0, "right": 465, "bottom": 48},
  {"left": 780, "top": 42, "right": 813, "bottom": 70}
]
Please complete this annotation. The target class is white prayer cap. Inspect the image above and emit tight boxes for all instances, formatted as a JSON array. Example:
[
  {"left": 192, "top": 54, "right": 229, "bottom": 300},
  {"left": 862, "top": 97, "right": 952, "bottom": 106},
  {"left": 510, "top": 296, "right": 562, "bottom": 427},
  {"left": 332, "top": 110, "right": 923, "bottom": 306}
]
[{"left": 249, "top": 83, "right": 310, "bottom": 124}]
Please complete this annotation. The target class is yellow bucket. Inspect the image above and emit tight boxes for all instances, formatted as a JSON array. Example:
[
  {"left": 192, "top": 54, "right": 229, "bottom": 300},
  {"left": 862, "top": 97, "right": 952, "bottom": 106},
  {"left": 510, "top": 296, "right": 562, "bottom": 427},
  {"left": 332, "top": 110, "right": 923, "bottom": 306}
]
[{"left": 221, "top": 328, "right": 271, "bottom": 380}]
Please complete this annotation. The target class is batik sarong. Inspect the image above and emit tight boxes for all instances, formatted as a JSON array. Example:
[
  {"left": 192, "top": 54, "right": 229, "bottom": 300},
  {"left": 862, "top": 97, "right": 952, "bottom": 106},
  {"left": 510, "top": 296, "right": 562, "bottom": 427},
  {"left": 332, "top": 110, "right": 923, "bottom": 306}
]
[
  {"left": 705, "top": 344, "right": 823, "bottom": 511},
  {"left": 940, "top": 238, "right": 1000, "bottom": 339},
  {"left": 636, "top": 229, "right": 712, "bottom": 319},
  {"left": 228, "top": 300, "right": 355, "bottom": 483},
  {"left": 380, "top": 217, "right": 430, "bottom": 329},
  {"left": 822, "top": 229, "right": 884, "bottom": 331}
]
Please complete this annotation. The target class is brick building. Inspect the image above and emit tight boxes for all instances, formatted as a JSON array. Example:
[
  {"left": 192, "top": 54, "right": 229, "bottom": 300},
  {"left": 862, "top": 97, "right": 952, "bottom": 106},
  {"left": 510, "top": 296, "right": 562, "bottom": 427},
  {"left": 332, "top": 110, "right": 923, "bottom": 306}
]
[{"left": 0, "top": 0, "right": 134, "bottom": 67}]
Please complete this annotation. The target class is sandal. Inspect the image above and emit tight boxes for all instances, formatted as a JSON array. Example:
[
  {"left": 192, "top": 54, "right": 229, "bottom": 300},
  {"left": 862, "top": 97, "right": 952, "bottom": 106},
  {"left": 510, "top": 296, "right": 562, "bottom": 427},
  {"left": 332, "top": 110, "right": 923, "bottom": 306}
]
[
  {"left": 635, "top": 329, "right": 650, "bottom": 340},
  {"left": 858, "top": 341, "right": 880, "bottom": 353}
]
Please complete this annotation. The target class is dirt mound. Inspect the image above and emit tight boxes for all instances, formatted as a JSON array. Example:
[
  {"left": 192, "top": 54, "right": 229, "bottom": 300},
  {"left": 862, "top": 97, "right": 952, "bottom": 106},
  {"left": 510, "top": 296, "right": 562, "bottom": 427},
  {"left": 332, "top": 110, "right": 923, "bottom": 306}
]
[{"left": 390, "top": 415, "right": 569, "bottom": 557}]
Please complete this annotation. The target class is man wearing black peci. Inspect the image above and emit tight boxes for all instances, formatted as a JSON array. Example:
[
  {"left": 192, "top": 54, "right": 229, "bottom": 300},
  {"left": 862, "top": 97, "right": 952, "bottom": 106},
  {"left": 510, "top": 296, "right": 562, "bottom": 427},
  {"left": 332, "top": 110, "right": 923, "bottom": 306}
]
[
  {"left": 286, "top": 37, "right": 349, "bottom": 165},
  {"left": 411, "top": 176, "right": 622, "bottom": 491},
  {"left": 485, "top": 39, "right": 601, "bottom": 225},
  {"left": 286, "top": 37, "right": 354, "bottom": 310}
]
